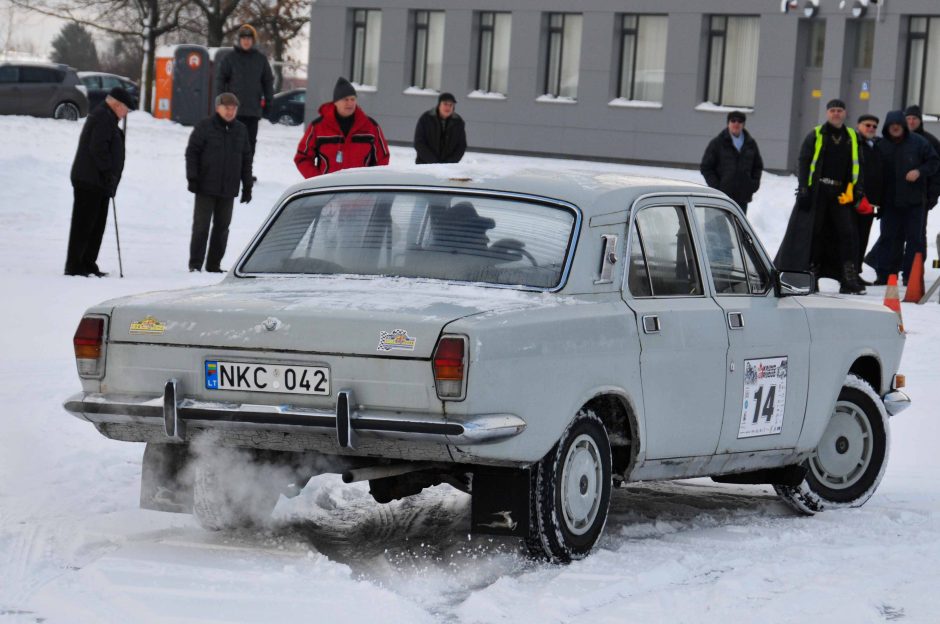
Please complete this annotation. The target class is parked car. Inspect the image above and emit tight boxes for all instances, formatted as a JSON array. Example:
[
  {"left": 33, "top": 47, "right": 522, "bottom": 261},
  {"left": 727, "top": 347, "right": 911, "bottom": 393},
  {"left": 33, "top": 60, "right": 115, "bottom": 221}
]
[
  {"left": 0, "top": 61, "right": 88, "bottom": 120},
  {"left": 78, "top": 71, "right": 139, "bottom": 110},
  {"left": 64, "top": 168, "right": 910, "bottom": 562},
  {"left": 265, "top": 88, "right": 305, "bottom": 125}
]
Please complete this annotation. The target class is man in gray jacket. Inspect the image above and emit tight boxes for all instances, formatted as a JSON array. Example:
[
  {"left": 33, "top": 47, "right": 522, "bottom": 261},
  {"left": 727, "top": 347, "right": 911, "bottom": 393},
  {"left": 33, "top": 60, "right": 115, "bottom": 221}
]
[{"left": 215, "top": 23, "right": 273, "bottom": 172}]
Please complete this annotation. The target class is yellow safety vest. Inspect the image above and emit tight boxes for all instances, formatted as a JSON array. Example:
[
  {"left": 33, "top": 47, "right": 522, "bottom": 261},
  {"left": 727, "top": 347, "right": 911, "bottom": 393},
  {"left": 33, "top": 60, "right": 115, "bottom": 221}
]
[{"left": 808, "top": 125, "right": 859, "bottom": 187}]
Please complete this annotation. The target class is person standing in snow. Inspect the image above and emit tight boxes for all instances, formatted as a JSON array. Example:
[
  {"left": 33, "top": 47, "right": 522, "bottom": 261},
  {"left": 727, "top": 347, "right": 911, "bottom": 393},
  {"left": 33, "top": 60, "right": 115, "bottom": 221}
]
[
  {"left": 65, "top": 87, "right": 133, "bottom": 277},
  {"left": 854, "top": 114, "right": 883, "bottom": 283},
  {"left": 185, "top": 93, "right": 253, "bottom": 273},
  {"left": 414, "top": 92, "right": 467, "bottom": 164},
  {"left": 699, "top": 110, "right": 763, "bottom": 214},
  {"left": 215, "top": 24, "right": 274, "bottom": 174},
  {"left": 294, "top": 77, "right": 390, "bottom": 178}
]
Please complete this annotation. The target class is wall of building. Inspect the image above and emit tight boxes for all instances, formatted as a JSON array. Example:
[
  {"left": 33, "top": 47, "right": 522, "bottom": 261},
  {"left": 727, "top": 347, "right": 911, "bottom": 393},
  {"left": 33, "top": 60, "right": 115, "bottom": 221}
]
[{"left": 306, "top": 0, "right": 940, "bottom": 172}]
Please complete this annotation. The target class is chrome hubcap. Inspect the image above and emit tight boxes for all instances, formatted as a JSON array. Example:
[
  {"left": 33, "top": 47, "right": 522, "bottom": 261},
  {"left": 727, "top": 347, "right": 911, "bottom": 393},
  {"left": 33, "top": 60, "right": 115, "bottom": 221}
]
[
  {"left": 810, "top": 400, "right": 873, "bottom": 490},
  {"left": 560, "top": 433, "right": 602, "bottom": 535}
]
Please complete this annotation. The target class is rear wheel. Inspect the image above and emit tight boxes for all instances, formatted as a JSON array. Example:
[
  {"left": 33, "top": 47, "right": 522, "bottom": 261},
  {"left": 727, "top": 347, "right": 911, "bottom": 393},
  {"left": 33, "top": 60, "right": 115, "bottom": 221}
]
[
  {"left": 277, "top": 113, "right": 298, "bottom": 126},
  {"left": 775, "top": 374, "right": 889, "bottom": 514},
  {"left": 526, "top": 410, "right": 611, "bottom": 562},
  {"left": 53, "top": 101, "right": 80, "bottom": 120}
]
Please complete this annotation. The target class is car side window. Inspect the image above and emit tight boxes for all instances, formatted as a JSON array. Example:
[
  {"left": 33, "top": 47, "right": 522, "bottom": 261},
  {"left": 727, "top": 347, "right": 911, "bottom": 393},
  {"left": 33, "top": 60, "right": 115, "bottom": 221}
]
[
  {"left": 19, "top": 67, "right": 60, "bottom": 83},
  {"left": 0, "top": 66, "right": 17, "bottom": 83},
  {"left": 737, "top": 220, "right": 771, "bottom": 294},
  {"left": 627, "top": 221, "right": 652, "bottom": 297},
  {"left": 630, "top": 205, "right": 703, "bottom": 297},
  {"left": 81, "top": 76, "right": 100, "bottom": 89},
  {"left": 694, "top": 206, "right": 749, "bottom": 295},
  {"left": 101, "top": 76, "right": 123, "bottom": 89}
]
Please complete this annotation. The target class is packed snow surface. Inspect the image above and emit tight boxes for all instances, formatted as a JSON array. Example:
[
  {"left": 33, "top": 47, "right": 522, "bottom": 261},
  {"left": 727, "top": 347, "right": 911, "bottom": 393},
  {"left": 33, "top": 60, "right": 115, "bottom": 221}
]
[{"left": 2, "top": 113, "right": 939, "bottom": 623}]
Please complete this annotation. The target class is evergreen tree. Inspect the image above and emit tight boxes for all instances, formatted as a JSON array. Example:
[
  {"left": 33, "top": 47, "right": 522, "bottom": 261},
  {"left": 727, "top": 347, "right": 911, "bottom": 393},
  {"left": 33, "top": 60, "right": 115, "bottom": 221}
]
[{"left": 50, "top": 23, "right": 99, "bottom": 71}]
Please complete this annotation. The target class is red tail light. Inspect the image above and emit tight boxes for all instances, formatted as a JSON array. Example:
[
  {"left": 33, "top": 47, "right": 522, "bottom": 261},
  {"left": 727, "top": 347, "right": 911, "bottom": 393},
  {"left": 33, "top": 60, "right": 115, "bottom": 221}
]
[
  {"left": 432, "top": 336, "right": 467, "bottom": 399},
  {"left": 73, "top": 316, "right": 106, "bottom": 378}
]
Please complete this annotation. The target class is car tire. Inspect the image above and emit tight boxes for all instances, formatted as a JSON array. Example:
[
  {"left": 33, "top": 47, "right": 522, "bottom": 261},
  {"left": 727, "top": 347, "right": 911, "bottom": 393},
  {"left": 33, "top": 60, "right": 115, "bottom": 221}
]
[
  {"left": 192, "top": 457, "right": 281, "bottom": 530},
  {"left": 775, "top": 374, "right": 889, "bottom": 515},
  {"left": 526, "top": 410, "right": 612, "bottom": 563},
  {"left": 53, "top": 101, "right": 80, "bottom": 121},
  {"left": 277, "top": 113, "right": 298, "bottom": 126}
]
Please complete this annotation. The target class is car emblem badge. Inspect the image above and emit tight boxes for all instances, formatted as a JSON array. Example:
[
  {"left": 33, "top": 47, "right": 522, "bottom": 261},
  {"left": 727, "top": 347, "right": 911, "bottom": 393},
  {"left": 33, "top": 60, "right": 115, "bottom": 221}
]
[
  {"left": 377, "top": 329, "right": 416, "bottom": 352},
  {"left": 262, "top": 317, "right": 280, "bottom": 331},
  {"left": 129, "top": 315, "right": 166, "bottom": 335}
]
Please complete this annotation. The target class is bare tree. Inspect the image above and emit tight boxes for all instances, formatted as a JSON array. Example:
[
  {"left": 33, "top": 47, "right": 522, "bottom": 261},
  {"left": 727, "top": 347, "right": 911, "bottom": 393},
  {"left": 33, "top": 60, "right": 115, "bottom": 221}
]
[
  {"left": 11, "top": 0, "right": 187, "bottom": 112},
  {"left": 237, "top": 0, "right": 308, "bottom": 92},
  {"left": 185, "top": 0, "right": 243, "bottom": 48}
]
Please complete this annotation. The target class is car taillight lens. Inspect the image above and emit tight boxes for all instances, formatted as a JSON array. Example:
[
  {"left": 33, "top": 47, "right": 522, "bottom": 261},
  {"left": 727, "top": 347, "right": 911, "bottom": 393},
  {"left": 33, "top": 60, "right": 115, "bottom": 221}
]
[
  {"left": 433, "top": 335, "right": 467, "bottom": 400},
  {"left": 74, "top": 316, "right": 106, "bottom": 378}
]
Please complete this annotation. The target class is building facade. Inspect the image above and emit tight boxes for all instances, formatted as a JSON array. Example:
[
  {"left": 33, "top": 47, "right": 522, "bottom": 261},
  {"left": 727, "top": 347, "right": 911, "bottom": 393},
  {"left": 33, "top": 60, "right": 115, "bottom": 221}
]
[{"left": 305, "top": 0, "right": 940, "bottom": 172}]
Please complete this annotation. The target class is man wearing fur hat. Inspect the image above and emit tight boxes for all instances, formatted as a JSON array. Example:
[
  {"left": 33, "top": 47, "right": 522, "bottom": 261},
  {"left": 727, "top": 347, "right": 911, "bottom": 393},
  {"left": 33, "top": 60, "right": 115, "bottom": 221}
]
[
  {"left": 216, "top": 23, "right": 274, "bottom": 171},
  {"left": 294, "top": 77, "right": 390, "bottom": 178}
]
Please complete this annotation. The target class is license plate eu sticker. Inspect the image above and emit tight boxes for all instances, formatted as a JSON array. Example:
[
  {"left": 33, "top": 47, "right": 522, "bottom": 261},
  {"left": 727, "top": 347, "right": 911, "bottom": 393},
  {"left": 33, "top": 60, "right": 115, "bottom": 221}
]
[{"left": 205, "top": 360, "right": 330, "bottom": 395}]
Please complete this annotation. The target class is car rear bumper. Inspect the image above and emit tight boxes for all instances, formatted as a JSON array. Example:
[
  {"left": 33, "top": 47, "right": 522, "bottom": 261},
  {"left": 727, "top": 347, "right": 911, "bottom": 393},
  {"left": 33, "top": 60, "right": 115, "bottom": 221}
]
[{"left": 63, "top": 382, "right": 526, "bottom": 449}]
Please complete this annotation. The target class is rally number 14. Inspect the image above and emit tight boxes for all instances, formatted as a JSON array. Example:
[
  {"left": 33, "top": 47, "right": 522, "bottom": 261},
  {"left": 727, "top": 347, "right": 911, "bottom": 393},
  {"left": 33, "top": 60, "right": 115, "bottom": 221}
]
[{"left": 751, "top": 385, "right": 776, "bottom": 423}]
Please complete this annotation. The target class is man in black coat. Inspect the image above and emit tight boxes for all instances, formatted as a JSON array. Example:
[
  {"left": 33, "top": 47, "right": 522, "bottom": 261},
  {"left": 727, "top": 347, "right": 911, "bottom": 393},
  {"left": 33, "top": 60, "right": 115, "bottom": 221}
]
[
  {"left": 699, "top": 110, "right": 763, "bottom": 214},
  {"left": 854, "top": 114, "right": 883, "bottom": 282},
  {"left": 414, "top": 92, "right": 467, "bottom": 164},
  {"left": 867, "top": 109, "right": 940, "bottom": 285},
  {"left": 904, "top": 105, "right": 940, "bottom": 210},
  {"left": 215, "top": 24, "right": 274, "bottom": 168},
  {"left": 185, "top": 93, "right": 253, "bottom": 272},
  {"left": 65, "top": 86, "right": 132, "bottom": 277},
  {"left": 775, "top": 99, "right": 866, "bottom": 294}
]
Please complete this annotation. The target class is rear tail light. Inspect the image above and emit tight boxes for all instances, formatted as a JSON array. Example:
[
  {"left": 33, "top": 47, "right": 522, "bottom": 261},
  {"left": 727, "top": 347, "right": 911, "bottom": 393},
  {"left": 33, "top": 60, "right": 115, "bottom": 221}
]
[
  {"left": 432, "top": 335, "right": 467, "bottom": 400},
  {"left": 74, "top": 315, "right": 107, "bottom": 378}
]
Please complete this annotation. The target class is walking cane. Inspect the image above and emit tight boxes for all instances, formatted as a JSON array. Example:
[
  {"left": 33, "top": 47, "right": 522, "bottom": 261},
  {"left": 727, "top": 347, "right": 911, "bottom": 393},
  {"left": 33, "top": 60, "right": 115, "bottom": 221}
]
[{"left": 111, "top": 197, "right": 124, "bottom": 278}]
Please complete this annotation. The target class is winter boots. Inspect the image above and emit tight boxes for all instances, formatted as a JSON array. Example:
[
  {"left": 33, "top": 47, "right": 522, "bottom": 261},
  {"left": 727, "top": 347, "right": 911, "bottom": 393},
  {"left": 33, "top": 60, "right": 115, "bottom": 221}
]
[{"left": 839, "top": 261, "right": 867, "bottom": 295}]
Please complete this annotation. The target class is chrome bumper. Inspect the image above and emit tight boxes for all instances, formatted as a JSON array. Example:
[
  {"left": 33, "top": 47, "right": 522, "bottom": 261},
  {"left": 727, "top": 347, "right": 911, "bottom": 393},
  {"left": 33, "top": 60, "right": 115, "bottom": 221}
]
[
  {"left": 63, "top": 383, "right": 526, "bottom": 447},
  {"left": 882, "top": 389, "right": 911, "bottom": 417}
]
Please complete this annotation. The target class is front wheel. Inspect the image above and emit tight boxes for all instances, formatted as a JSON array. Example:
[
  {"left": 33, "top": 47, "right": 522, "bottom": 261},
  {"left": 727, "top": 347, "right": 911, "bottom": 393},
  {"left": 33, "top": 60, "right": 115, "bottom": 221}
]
[
  {"left": 53, "top": 101, "right": 80, "bottom": 120},
  {"left": 526, "top": 410, "right": 612, "bottom": 562},
  {"left": 775, "top": 374, "right": 889, "bottom": 514}
]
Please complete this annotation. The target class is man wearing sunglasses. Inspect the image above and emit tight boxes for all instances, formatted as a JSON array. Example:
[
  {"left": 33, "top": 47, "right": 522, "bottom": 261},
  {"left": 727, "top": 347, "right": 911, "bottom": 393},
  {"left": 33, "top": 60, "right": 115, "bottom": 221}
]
[
  {"left": 700, "top": 110, "right": 764, "bottom": 215},
  {"left": 854, "top": 114, "right": 883, "bottom": 284}
]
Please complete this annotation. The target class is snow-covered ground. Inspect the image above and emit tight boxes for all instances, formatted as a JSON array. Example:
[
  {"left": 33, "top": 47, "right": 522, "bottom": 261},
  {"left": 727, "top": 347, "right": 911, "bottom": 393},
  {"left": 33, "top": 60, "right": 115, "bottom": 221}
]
[{"left": 1, "top": 113, "right": 939, "bottom": 623}]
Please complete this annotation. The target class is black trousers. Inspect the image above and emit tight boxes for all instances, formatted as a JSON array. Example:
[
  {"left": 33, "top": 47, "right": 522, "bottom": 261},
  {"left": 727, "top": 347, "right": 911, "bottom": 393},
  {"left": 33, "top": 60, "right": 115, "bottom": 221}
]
[
  {"left": 875, "top": 201, "right": 926, "bottom": 282},
  {"left": 854, "top": 211, "right": 875, "bottom": 273},
  {"left": 237, "top": 115, "right": 259, "bottom": 157},
  {"left": 189, "top": 194, "right": 234, "bottom": 271},
  {"left": 811, "top": 187, "right": 858, "bottom": 278},
  {"left": 65, "top": 186, "right": 110, "bottom": 274}
]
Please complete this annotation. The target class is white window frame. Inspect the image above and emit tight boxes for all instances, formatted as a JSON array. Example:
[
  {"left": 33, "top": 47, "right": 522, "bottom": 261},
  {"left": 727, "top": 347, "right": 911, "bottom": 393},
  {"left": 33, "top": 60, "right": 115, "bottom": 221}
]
[{"left": 543, "top": 13, "right": 582, "bottom": 100}]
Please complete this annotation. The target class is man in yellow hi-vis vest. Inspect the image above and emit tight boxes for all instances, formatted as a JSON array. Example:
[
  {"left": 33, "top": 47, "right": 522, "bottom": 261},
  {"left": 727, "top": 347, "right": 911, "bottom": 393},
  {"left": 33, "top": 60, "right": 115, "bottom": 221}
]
[{"left": 776, "top": 98, "right": 866, "bottom": 295}]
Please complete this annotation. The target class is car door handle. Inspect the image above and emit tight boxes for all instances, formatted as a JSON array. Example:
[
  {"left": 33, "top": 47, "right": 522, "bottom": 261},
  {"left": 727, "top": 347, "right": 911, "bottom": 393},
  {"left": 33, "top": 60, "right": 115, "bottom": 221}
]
[
  {"left": 642, "top": 315, "right": 661, "bottom": 334},
  {"left": 728, "top": 312, "right": 744, "bottom": 330}
]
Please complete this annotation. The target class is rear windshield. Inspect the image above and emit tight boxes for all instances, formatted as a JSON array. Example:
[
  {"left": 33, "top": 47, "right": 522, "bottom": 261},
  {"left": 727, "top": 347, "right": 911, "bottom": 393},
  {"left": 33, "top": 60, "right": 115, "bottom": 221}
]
[{"left": 240, "top": 190, "right": 577, "bottom": 289}]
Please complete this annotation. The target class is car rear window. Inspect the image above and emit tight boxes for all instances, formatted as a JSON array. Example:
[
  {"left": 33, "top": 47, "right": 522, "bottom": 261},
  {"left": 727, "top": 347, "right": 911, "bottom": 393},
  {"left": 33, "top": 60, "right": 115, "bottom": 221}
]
[
  {"left": 19, "top": 67, "right": 64, "bottom": 83},
  {"left": 240, "top": 190, "right": 577, "bottom": 289}
]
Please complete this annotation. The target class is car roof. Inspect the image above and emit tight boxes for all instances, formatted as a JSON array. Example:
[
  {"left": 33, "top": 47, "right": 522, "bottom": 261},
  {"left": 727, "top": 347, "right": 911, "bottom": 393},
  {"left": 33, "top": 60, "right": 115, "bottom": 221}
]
[
  {"left": 280, "top": 165, "right": 717, "bottom": 213},
  {"left": 77, "top": 71, "right": 134, "bottom": 82},
  {"left": 1, "top": 60, "right": 72, "bottom": 70}
]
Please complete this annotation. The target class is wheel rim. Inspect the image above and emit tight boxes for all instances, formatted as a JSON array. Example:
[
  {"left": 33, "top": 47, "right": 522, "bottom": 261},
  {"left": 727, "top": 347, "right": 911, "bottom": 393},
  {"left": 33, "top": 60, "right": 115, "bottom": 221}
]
[
  {"left": 55, "top": 102, "right": 79, "bottom": 120},
  {"left": 809, "top": 400, "right": 873, "bottom": 490},
  {"left": 560, "top": 433, "right": 603, "bottom": 536},
  {"left": 278, "top": 114, "right": 295, "bottom": 125}
]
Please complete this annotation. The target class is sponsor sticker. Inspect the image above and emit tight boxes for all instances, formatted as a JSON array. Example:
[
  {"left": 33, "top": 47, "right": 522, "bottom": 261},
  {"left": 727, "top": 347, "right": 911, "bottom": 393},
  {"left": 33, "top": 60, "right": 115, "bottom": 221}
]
[
  {"left": 377, "top": 329, "right": 416, "bottom": 352},
  {"left": 738, "top": 356, "right": 788, "bottom": 438},
  {"left": 129, "top": 315, "right": 166, "bottom": 335}
]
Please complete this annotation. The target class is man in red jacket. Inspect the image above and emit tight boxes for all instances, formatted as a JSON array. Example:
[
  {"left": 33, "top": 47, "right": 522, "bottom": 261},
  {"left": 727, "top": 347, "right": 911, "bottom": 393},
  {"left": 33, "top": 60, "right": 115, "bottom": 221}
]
[{"left": 294, "top": 77, "right": 390, "bottom": 178}]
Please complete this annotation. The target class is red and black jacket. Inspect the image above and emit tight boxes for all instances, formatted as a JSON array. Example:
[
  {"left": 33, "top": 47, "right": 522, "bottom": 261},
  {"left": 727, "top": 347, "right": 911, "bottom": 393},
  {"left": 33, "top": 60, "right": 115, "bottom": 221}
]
[{"left": 294, "top": 102, "right": 390, "bottom": 178}]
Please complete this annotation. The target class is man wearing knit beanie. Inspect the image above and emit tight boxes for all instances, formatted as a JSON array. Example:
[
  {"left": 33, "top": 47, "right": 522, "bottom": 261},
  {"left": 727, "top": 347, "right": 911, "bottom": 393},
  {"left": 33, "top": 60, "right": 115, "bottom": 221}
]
[{"left": 294, "top": 77, "right": 390, "bottom": 178}]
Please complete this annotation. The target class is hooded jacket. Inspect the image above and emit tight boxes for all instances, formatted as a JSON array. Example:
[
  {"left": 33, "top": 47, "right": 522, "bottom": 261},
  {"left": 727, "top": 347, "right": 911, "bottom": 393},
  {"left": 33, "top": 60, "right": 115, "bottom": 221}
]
[
  {"left": 906, "top": 110, "right": 940, "bottom": 209},
  {"left": 294, "top": 102, "right": 390, "bottom": 178},
  {"left": 699, "top": 128, "right": 763, "bottom": 205},
  {"left": 185, "top": 113, "right": 253, "bottom": 198},
  {"left": 215, "top": 45, "right": 274, "bottom": 118},
  {"left": 877, "top": 110, "right": 940, "bottom": 208},
  {"left": 70, "top": 102, "right": 125, "bottom": 197}
]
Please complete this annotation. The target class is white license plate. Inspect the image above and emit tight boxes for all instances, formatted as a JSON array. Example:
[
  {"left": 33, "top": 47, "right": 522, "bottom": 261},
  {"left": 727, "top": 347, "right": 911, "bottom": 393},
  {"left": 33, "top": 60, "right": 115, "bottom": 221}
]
[{"left": 205, "top": 360, "right": 330, "bottom": 395}]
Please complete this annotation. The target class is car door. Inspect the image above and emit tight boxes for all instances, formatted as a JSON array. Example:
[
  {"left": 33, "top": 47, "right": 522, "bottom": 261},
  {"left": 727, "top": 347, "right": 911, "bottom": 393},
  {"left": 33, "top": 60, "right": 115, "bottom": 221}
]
[
  {"left": 19, "top": 66, "right": 59, "bottom": 115},
  {"left": 690, "top": 201, "right": 811, "bottom": 453},
  {"left": 0, "top": 65, "right": 19, "bottom": 114},
  {"left": 623, "top": 199, "right": 728, "bottom": 459}
]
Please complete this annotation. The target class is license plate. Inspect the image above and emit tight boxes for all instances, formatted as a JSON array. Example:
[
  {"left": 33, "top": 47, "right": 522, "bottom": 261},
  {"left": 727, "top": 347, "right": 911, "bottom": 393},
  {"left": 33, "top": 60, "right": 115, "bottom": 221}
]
[{"left": 205, "top": 360, "right": 330, "bottom": 395}]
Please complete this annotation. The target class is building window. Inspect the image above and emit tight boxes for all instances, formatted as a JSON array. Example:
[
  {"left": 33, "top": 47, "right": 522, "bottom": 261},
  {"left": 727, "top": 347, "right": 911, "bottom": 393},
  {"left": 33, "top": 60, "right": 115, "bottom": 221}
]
[
  {"left": 350, "top": 9, "right": 382, "bottom": 87},
  {"left": 906, "top": 17, "right": 940, "bottom": 114},
  {"left": 617, "top": 14, "right": 668, "bottom": 103},
  {"left": 412, "top": 10, "right": 445, "bottom": 90},
  {"left": 808, "top": 20, "right": 826, "bottom": 68},
  {"left": 854, "top": 20, "right": 875, "bottom": 69},
  {"left": 543, "top": 13, "right": 582, "bottom": 99},
  {"left": 475, "top": 12, "right": 511, "bottom": 94},
  {"left": 705, "top": 15, "right": 760, "bottom": 107}
]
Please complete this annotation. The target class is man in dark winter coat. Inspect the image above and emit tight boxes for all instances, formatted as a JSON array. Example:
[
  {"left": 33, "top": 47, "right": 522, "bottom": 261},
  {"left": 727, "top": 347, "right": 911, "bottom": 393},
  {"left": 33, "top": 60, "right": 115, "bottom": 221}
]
[
  {"left": 904, "top": 105, "right": 940, "bottom": 210},
  {"left": 866, "top": 110, "right": 939, "bottom": 285},
  {"left": 65, "top": 86, "right": 132, "bottom": 277},
  {"left": 215, "top": 24, "right": 274, "bottom": 166},
  {"left": 185, "top": 93, "right": 253, "bottom": 272},
  {"left": 699, "top": 110, "right": 763, "bottom": 214},
  {"left": 294, "top": 77, "right": 390, "bottom": 178},
  {"left": 854, "top": 114, "right": 883, "bottom": 283},
  {"left": 414, "top": 92, "right": 467, "bottom": 164},
  {"left": 775, "top": 99, "right": 866, "bottom": 294}
]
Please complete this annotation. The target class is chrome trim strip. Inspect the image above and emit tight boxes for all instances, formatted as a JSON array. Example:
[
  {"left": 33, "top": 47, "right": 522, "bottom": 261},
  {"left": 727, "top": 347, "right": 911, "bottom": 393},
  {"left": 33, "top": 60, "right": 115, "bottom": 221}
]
[
  {"left": 882, "top": 390, "right": 911, "bottom": 417},
  {"left": 63, "top": 392, "right": 526, "bottom": 445}
]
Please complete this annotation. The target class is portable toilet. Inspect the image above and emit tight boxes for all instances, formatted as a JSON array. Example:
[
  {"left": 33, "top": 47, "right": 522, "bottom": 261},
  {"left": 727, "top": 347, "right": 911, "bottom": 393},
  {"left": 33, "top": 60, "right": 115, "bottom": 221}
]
[
  {"left": 170, "top": 45, "right": 210, "bottom": 125},
  {"left": 153, "top": 45, "right": 176, "bottom": 120}
]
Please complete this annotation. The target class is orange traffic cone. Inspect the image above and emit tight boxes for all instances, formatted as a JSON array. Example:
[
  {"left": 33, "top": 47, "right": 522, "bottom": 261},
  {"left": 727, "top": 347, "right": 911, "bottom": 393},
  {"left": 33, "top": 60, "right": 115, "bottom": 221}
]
[
  {"left": 884, "top": 274, "right": 903, "bottom": 329},
  {"left": 903, "top": 252, "right": 925, "bottom": 302}
]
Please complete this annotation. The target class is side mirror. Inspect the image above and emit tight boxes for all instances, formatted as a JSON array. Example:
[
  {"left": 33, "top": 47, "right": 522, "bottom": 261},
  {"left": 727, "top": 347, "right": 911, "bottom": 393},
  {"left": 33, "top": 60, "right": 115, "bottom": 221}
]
[{"left": 775, "top": 270, "right": 816, "bottom": 296}]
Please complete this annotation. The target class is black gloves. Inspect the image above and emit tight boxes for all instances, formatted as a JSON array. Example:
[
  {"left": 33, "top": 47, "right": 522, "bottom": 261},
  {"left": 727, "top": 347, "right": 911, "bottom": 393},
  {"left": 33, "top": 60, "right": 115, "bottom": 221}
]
[
  {"left": 240, "top": 187, "right": 252, "bottom": 204},
  {"left": 187, "top": 179, "right": 198, "bottom": 194}
]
